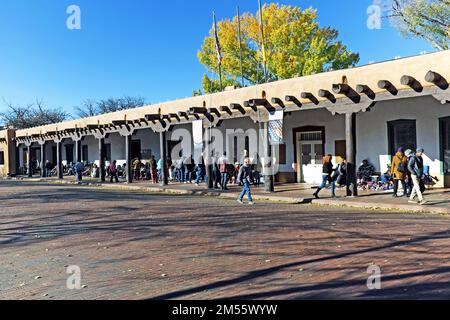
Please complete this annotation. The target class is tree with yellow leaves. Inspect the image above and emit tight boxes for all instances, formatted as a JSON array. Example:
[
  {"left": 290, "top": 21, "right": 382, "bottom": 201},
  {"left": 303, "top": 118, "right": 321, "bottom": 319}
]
[{"left": 197, "top": 3, "right": 360, "bottom": 93}]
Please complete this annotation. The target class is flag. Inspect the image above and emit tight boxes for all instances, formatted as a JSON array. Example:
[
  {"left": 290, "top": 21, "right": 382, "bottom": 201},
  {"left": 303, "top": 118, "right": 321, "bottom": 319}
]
[
  {"left": 213, "top": 11, "right": 222, "bottom": 66},
  {"left": 258, "top": 0, "right": 267, "bottom": 64},
  {"left": 237, "top": 6, "right": 244, "bottom": 86}
]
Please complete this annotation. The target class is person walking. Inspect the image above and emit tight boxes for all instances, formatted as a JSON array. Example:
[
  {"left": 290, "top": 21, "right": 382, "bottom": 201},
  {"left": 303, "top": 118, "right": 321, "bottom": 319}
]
[
  {"left": 74, "top": 161, "right": 84, "bottom": 182},
  {"left": 150, "top": 156, "right": 158, "bottom": 184},
  {"left": 390, "top": 148, "right": 408, "bottom": 197},
  {"left": 218, "top": 152, "right": 229, "bottom": 190},
  {"left": 108, "top": 160, "right": 119, "bottom": 183},
  {"left": 212, "top": 154, "right": 221, "bottom": 189},
  {"left": 408, "top": 148, "right": 427, "bottom": 205},
  {"left": 44, "top": 160, "right": 53, "bottom": 177},
  {"left": 132, "top": 158, "right": 141, "bottom": 181},
  {"left": 313, "top": 155, "right": 336, "bottom": 199},
  {"left": 185, "top": 155, "right": 195, "bottom": 184},
  {"left": 195, "top": 156, "right": 205, "bottom": 186},
  {"left": 237, "top": 158, "right": 254, "bottom": 205}
]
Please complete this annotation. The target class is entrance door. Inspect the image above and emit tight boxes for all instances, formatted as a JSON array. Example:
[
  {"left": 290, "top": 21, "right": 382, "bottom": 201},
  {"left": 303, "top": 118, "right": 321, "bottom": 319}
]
[
  {"left": 296, "top": 131, "right": 323, "bottom": 184},
  {"left": 131, "top": 140, "right": 141, "bottom": 160},
  {"left": 440, "top": 117, "right": 450, "bottom": 187},
  {"left": 65, "top": 144, "right": 74, "bottom": 165}
]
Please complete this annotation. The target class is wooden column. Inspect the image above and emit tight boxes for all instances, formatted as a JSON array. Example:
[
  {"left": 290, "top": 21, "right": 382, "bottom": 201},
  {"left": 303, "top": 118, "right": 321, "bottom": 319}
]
[
  {"left": 345, "top": 113, "right": 358, "bottom": 197},
  {"left": 56, "top": 141, "right": 63, "bottom": 179},
  {"left": 75, "top": 140, "right": 82, "bottom": 163},
  {"left": 40, "top": 142, "right": 45, "bottom": 178},
  {"left": 125, "top": 135, "right": 132, "bottom": 183},
  {"left": 206, "top": 126, "right": 214, "bottom": 189},
  {"left": 27, "top": 144, "right": 32, "bottom": 178},
  {"left": 262, "top": 122, "right": 275, "bottom": 193},
  {"left": 99, "top": 137, "right": 106, "bottom": 182},
  {"left": 160, "top": 131, "right": 168, "bottom": 186}
]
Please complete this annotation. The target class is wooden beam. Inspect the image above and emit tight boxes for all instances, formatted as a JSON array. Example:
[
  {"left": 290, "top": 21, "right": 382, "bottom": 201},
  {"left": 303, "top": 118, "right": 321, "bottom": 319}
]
[
  {"left": 425, "top": 71, "right": 449, "bottom": 90},
  {"left": 400, "top": 75, "right": 423, "bottom": 92},
  {"left": 318, "top": 89, "right": 336, "bottom": 103},
  {"left": 356, "top": 84, "right": 376, "bottom": 100},
  {"left": 220, "top": 106, "right": 232, "bottom": 116},
  {"left": 285, "top": 95, "right": 302, "bottom": 108},
  {"left": 378, "top": 80, "right": 398, "bottom": 95},
  {"left": 177, "top": 112, "right": 190, "bottom": 120},
  {"left": 248, "top": 99, "right": 276, "bottom": 113},
  {"left": 189, "top": 107, "right": 208, "bottom": 114},
  {"left": 243, "top": 101, "right": 257, "bottom": 112},
  {"left": 300, "top": 92, "right": 319, "bottom": 105},
  {"left": 271, "top": 97, "right": 285, "bottom": 108},
  {"left": 169, "top": 113, "right": 181, "bottom": 122},
  {"left": 208, "top": 108, "right": 221, "bottom": 117},
  {"left": 230, "top": 103, "right": 246, "bottom": 115},
  {"left": 332, "top": 84, "right": 361, "bottom": 103}
]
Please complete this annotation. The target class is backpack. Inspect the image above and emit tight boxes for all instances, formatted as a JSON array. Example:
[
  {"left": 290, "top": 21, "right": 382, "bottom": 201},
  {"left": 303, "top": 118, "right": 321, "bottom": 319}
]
[{"left": 397, "top": 161, "right": 406, "bottom": 173}]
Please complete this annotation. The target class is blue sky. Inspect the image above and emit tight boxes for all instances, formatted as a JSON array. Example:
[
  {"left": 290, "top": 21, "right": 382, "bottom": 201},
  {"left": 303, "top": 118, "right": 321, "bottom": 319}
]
[{"left": 0, "top": 0, "right": 435, "bottom": 115}]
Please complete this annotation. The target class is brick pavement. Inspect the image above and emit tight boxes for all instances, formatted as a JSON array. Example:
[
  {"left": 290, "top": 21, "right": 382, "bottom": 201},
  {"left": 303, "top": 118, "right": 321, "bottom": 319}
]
[{"left": 1, "top": 181, "right": 450, "bottom": 300}]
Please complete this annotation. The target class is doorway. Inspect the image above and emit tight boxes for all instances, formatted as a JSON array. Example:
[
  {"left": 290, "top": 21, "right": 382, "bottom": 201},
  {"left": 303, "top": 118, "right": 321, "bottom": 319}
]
[{"left": 295, "top": 130, "right": 324, "bottom": 184}]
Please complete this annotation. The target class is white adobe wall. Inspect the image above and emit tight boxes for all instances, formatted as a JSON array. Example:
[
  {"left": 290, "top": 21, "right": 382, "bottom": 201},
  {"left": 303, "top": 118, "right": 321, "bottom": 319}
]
[{"left": 357, "top": 95, "right": 449, "bottom": 186}]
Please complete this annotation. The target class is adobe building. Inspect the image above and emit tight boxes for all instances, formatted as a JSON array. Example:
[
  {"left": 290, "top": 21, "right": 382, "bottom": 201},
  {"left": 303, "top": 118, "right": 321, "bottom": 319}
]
[{"left": 1, "top": 50, "right": 449, "bottom": 192}]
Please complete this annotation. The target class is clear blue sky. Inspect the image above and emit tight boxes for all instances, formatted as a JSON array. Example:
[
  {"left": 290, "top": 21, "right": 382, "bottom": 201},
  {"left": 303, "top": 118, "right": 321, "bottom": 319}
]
[{"left": 0, "top": 0, "right": 435, "bottom": 115}]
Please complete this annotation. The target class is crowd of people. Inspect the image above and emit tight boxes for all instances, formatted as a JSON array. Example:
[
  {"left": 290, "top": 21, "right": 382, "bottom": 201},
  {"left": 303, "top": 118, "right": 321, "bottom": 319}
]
[
  {"left": 314, "top": 147, "right": 436, "bottom": 205},
  {"left": 27, "top": 147, "right": 438, "bottom": 207}
]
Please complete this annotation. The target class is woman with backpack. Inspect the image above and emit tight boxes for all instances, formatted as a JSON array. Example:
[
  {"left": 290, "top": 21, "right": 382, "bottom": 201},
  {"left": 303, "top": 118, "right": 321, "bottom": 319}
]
[{"left": 390, "top": 148, "right": 408, "bottom": 197}]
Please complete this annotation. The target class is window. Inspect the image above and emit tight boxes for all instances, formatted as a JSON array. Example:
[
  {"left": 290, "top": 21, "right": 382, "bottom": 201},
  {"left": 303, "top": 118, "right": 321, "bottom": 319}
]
[
  {"left": 0, "top": 151, "right": 4, "bottom": 165},
  {"left": 440, "top": 117, "right": 450, "bottom": 175},
  {"left": 278, "top": 144, "right": 286, "bottom": 165},
  {"left": 388, "top": 120, "right": 417, "bottom": 156}
]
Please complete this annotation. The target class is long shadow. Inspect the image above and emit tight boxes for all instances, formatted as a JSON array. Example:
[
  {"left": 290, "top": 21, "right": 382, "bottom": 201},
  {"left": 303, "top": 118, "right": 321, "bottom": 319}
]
[
  {"left": 225, "top": 265, "right": 450, "bottom": 300},
  {"left": 149, "top": 228, "right": 450, "bottom": 300}
]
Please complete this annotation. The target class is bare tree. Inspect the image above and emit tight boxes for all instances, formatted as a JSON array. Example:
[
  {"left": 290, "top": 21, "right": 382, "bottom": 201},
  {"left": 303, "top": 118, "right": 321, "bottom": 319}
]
[
  {"left": 75, "top": 99, "right": 97, "bottom": 118},
  {"left": 75, "top": 96, "right": 146, "bottom": 117},
  {"left": 0, "top": 99, "right": 69, "bottom": 129}
]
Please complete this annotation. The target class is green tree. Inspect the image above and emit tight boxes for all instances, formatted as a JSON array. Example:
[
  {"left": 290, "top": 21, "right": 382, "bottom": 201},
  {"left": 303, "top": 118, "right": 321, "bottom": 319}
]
[
  {"left": 390, "top": 0, "right": 449, "bottom": 50},
  {"left": 197, "top": 3, "right": 360, "bottom": 93}
]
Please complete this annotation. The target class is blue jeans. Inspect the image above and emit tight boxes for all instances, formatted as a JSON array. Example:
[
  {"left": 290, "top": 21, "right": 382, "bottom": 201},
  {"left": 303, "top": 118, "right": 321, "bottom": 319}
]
[
  {"left": 239, "top": 181, "right": 253, "bottom": 202},
  {"left": 195, "top": 167, "right": 204, "bottom": 184},
  {"left": 221, "top": 173, "right": 229, "bottom": 190},
  {"left": 185, "top": 171, "right": 193, "bottom": 183},
  {"left": 178, "top": 167, "right": 185, "bottom": 182},
  {"left": 316, "top": 175, "right": 335, "bottom": 196}
]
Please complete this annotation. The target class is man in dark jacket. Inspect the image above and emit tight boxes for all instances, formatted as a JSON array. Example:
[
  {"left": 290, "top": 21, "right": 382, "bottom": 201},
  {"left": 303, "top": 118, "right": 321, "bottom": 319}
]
[
  {"left": 237, "top": 158, "right": 254, "bottom": 205},
  {"left": 408, "top": 148, "right": 426, "bottom": 205}
]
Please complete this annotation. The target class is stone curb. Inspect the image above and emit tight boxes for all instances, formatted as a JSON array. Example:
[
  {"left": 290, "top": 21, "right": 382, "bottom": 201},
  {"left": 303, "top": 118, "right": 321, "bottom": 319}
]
[
  {"left": 9, "top": 178, "right": 448, "bottom": 213},
  {"left": 311, "top": 198, "right": 450, "bottom": 215}
]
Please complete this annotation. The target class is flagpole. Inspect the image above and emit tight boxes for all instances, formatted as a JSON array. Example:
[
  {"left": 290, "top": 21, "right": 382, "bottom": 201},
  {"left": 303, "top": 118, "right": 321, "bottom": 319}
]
[
  {"left": 258, "top": 0, "right": 267, "bottom": 83},
  {"left": 213, "top": 11, "right": 223, "bottom": 91},
  {"left": 218, "top": 63, "right": 223, "bottom": 91},
  {"left": 237, "top": 6, "right": 244, "bottom": 87}
]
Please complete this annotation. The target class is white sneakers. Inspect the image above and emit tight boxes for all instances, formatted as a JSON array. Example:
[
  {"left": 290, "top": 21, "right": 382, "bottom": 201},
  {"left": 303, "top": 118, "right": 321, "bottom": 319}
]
[{"left": 237, "top": 199, "right": 255, "bottom": 205}]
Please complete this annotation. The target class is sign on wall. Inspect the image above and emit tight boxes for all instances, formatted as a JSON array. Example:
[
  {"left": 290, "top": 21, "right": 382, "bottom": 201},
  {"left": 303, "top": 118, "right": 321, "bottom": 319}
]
[{"left": 268, "top": 110, "right": 284, "bottom": 145}]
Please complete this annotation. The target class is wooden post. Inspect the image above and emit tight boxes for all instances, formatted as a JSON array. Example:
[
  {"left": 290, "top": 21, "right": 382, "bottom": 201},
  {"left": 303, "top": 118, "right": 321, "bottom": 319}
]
[
  {"left": 75, "top": 140, "right": 82, "bottom": 163},
  {"left": 56, "top": 141, "right": 63, "bottom": 179},
  {"left": 160, "top": 131, "right": 168, "bottom": 186},
  {"left": 206, "top": 127, "right": 214, "bottom": 189},
  {"left": 263, "top": 122, "right": 275, "bottom": 193},
  {"left": 125, "top": 135, "right": 132, "bottom": 183},
  {"left": 345, "top": 113, "right": 358, "bottom": 197},
  {"left": 99, "top": 137, "right": 106, "bottom": 182},
  {"left": 27, "top": 144, "right": 32, "bottom": 178},
  {"left": 40, "top": 142, "right": 45, "bottom": 178}
]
